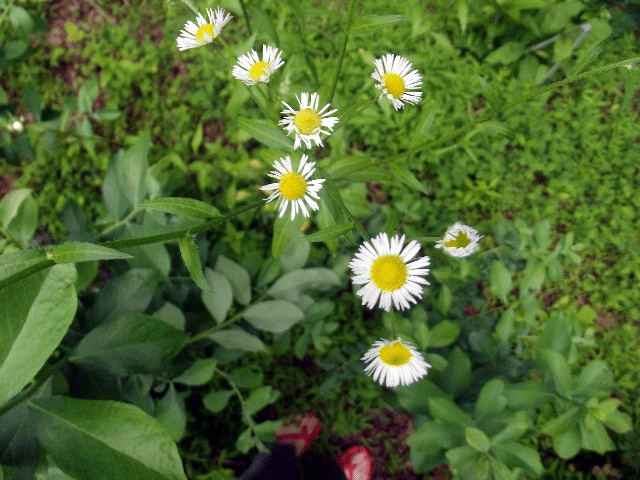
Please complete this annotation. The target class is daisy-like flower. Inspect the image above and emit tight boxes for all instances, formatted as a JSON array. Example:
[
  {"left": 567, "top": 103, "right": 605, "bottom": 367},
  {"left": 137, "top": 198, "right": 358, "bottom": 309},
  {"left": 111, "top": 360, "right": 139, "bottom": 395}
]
[
  {"left": 279, "top": 92, "right": 338, "bottom": 149},
  {"left": 372, "top": 53, "right": 422, "bottom": 110},
  {"left": 435, "top": 222, "right": 483, "bottom": 258},
  {"left": 349, "top": 233, "right": 430, "bottom": 312},
  {"left": 232, "top": 45, "right": 284, "bottom": 85},
  {"left": 260, "top": 154, "right": 325, "bottom": 220},
  {"left": 362, "top": 338, "right": 431, "bottom": 388},
  {"left": 176, "top": 7, "right": 232, "bottom": 51}
]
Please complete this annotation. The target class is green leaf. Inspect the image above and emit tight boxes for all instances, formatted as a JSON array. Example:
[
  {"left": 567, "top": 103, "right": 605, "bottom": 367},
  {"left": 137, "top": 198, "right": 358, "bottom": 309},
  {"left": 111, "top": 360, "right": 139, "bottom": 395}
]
[
  {"left": 236, "top": 427, "right": 254, "bottom": 454},
  {"left": 537, "top": 349, "right": 571, "bottom": 397},
  {"left": 201, "top": 268, "right": 233, "bottom": 323},
  {"left": 237, "top": 118, "right": 293, "bottom": 151},
  {"left": 439, "top": 347, "right": 471, "bottom": 398},
  {"left": 536, "top": 312, "right": 571, "bottom": 357},
  {"left": 489, "top": 261, "right": 512, "bottom": 303},
  {"left": 280, "top": 232, "right": 310, "bottom": 272},
  {"left": 173, "top": 358, "right": 217, "bottom": 386},
  {"left": 428, "top": 397, "right": 474, "bottom": 427},
  {"left": 215, "top": 255, "right": 251, "bottom": 306},
  {"left": 77, "top": 78, "right": 98, "bottom": 114},
  {"left": 141, "top": 197, "right": 220, "bottom": 219},
  {"left": 485, "top": 41, "right": 524, "bottom": 65},
  {"left": 228, "top": 367, "right": 263, "bottom": 390},
  {"left": 495, "top": 307, "right": 515, "bottom": 344},
  {"left": 242, "top": 300, "right": 304, "bottom": 333},
  {"left": 271, "top": 212, "right": 304, "bottom": 258},
  {"left": 0, "top": 249, "right": 51, "bottom": 286},
  {"left": 437, "top": 284, "right": 451, "bottom": 316},
  {"left": 29, "top": 396, "right": 186, "bottom": 480},
  {"left": 408, "top": 419, "right": 462, "bottom": 453},
  {"left": 553, "top": 426, "right": 581, "bottom": 459},
  {"left": 504, "top": 381, "right": 554, "bottom": 409},
  {"left": 444, "top": 445, "right": 477, "bottom": 468},
  {"left": 603, "top": 410, "right": 632, "bottom": 434},
  {"left": 0, "top": 188, "right": 38, "bottom": 246},
  {"left": 9, "top": 6, "right": 35, "bottom": 37},
  {"left": 208, "top": 329, "right": 266, "bottom": 352},
  {"left": 68, "top": 313, "right": 187, "bottom": 376},
  {"left": 349, "top": 15, "right": 408, "bottom": 34},
  {"left": 579, "top": 416, "right": 615, "bottom": 454},
  {"left": 203, "top": 390, "right": 233, "bottom": 414},
  {"left": 491, "top": 441, "right": 542, "bottom": 477},
  {"left": 540, "top": 406, "right": 581, "bottom": 436},
  {"left": 244, "top": 386, "right": 279, "bottom": 416},
  {"left": 179, "top": 235, "right": 211, "bottom": 292},
  {"left": 572, "top": 360, "right": 613, "bottom": 396},
  {"left": 520, "top": 258, "right": 546, "bottom": 292},
  {"left": 155, "top": 384, "right": 186, "bottom": 442},
  {"left": 542, "top": 1, "right": 584, "bottom": 34},
  {"left": 0, "top": 264, "right": 77, "bottom": 407},
  {"left": 268, "top": 268, "right": 341, "bottom": 298},
  {"left": 477, "top": 76, "right": 501, "bottom": 112},
  {"left": 388, "top": 163, "right": 430, "bottom": 195},
  {"left": 153, "top": 302, "right": 186, "bottom": 331},
  {"left": 491, "top": 411, "right": 532, "bottom": 444},
  {"left": 316, "top": 168, "right": 350, "bottom": 226},
  {"left": 428, "top": 320, "right": 460, "bottom": 348},
  {"left": 475, "top": 379, "right": 506, "bottom": 420},
  {"left": 305, "top": 222, "right": 353, "bottom": 243},
  {"left": 191, "top": 122, "right": 203, "bottom": 154},
  {"left": 48, "top": 242, "right": 131, "bottom": 264},
  {"left": 465, "top": 427, "right": 490, "bottom": 453}
]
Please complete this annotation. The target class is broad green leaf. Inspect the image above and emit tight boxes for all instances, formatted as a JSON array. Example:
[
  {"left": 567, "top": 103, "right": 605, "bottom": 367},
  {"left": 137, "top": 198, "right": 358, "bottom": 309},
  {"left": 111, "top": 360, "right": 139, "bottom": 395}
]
[
  {"left": 77, "top": 78, "right": 98, "bottom": 114},
  {"left": 9, "top": 6, "right": 34, "bottom": 37},
  {"left": 536, "top": 312, "right": 571, "bottom": 357},
  {"left": 280, "top": 232, "right": 310, "bottom": 272},
  {"left": 504, "top": 381, "right": 554, "bottom": 409},
  {"left": 579, "top": 417, "right": 615, "bottom": 453},
  {"left": 537, "top": 349, "right": 571, "bottom": 397},
  {"left": 237, "top": 118, "right": 293, "bottom": 151},
  {"left": 242, "top": 300, "right": 304, "bottom": 333},
  {"left": 244, "top": 386, "right": 280, "bottom": 416},
  {"left": 155, "top": 384, "right": 186, "bottom": 442},
  {"left": 542, "top": 1, "right": 584, "bottom": 34},
  {"left": 202, "top": 268, "right": 233, "bottom": 323},
  {"left": 520, "top": 258, "right": 546, "bottom": 292},
  {"left": 540, "top": 406, "right": 581, "bottom": 436},
  {"left": 388, "top": 163, "right": 430, "bottom": 195},
  {"left": 48, "top": 242, "right": 131, "bottom": 264},
  {"left": 553, "top": 426, "right": 581, "bottom": 459},
  {"left": 444, "top": 445, "right": 477, "bottom": 467},
  {"left": 89, "top": 268, "right": 160, "bottom": 326},
  {"left": 465, "top": 427, "right": 490, "bottom": 453},
  {"left": 572, "top": 360, "right": 613, "bottom": 396},
  {"left": 489, "top": 261, "right": 512, "bottom": 303},
  {"left": 495, "top": 307, "right": 515, "bottom": 344},
  {"left": 236, "top": 427, "right": 254, "bottom": 454},
  {"left": 208, "top": 329, "right": 265, "bottom": 352},
  {"left": 457, "top": 0, "right": 468, "bottom": 32},
  {"left": 492, "top": 441, "right": 542, "bottom": 477},
  {"left": 305, "top": 222, "right": 353, "bottom": 243},
  {"left": 268, "top": 268, "right": 341, "bottom": 298},
  {"left": 484, "top": 41, "right": 524, "bottom": 65},
  {"left": 68, "top": 313, "right": 187, "bottom": 376},
  {"left": 141, "top": 197, "right": 220, "bottom": 219},
  {"left": 428, "top": 397, "right": 474, "bottom": 427},
  {"left": 203, "top": 390, "right": 233, "bottom": 414},
  {"left": 179, "top": 234, "right": 211, "bottom": 292},
  {"left": 0, "top": 249, "right": 51, "bottom": 286},
  {"left": 603, "top": 410, "right": 632, "bottom": 434},
  {"left": 228, "top": 367, "right": 263, "bottom": 390},
  {"left": 173, "top": 358, "right": 217, "bottom": 386},
  {"left": 153, "top": 302, "right": 186, "bottom": 331},
  {"left": 437, "top": 284, "right": 451, "bottom": 315},
  {"left": 428, "top": 320, "right": 460, "bottom": 348},
  {"left": 0, "top": 264, "right": 76, "bottom": 407},
  {"left": 491, "top": 411, "right": 532, "bottom": 444},
  {"left": 316, "top": 168, "right": 350, "bottom": 226},
  {"left": 215, "top": 255, "right": 251, "bottom": 306},
  {"left": 0, "top": 188, "right": 38, "bottom": 246},
  {"left": 349, "top": 15, "right": 408, "bottom": 34},
  {"left": 124, "top": 242, "right": 171, "bottom": 278},
  {"left": 408, "top": 420, "right": 462, "bottom": 452},
  {"left": 271, "top": 213, "right": 304, "bottom": 258},
  {"left": 475, "top": 379, "right": 506, "bottom": 420},
  {"left": 29, "top": 397, "right": 186, "bottom": 480},
  {"left": 439, "top": 348, "right": 471, "bottom": 398},
  {"left": 477, "top": 76, "right": 501, "bottom": 112}
]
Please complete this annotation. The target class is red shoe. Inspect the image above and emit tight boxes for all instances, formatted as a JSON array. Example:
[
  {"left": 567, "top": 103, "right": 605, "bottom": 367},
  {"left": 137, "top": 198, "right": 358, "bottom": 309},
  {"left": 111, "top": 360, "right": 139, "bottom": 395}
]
[
  {"left": 276, "top": 412, "right": 322, "bottom": 457},
  {"left": 337, "top": 445, "right": 372, "bottom": 480}
]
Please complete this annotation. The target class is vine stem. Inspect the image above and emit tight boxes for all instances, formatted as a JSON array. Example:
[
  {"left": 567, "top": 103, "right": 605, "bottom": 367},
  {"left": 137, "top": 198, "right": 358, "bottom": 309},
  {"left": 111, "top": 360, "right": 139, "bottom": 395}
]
[{"left": 327, "top": 0, "right": 357, "bottom": 105}]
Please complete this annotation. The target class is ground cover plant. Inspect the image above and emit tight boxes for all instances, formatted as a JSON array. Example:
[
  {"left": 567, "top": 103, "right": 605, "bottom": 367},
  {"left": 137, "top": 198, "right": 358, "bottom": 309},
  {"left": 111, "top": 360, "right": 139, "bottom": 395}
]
[{"left": 1, "top": 0, "right": 639, "bottom": 479}]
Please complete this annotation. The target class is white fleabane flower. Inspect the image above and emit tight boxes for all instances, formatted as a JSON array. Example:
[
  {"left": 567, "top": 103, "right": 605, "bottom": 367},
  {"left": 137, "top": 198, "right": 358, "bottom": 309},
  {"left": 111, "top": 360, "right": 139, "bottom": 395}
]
[
  {"left": 260, "top": 154, "right": 325, "bottom": 220},
  {"left": 8, "top": 120, "right": 23, "bottom": 132},
  {"left": 435, "top": 222, "right": 483, "bottom": 257},
  {"left": 232, "top": 45, "right": 284, "bottom": 85},
  {"left": 349, "top": 233, "right": 430, "bottom": 312},
  {"left": 362, "top": 338, "right": 431, "bottom": 388},
  {"left": 372, "top": 54, "right": 422, "bottom": 110},
  {"left": 176, "top": 7, "right": 232, "bottom": 51},
  {"left": 279, "top": 92, "right": 338, "bottom": 149}
]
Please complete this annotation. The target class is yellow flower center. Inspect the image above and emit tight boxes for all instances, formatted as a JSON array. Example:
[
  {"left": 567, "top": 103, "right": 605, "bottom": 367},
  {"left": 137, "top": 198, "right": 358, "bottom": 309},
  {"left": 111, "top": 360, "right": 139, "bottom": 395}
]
[
  {"left": 443, "top": 231, "right": 471, "bottom": 249},
  {"left": 249, "top": 61, "right": 270, "bottom": 83},
  {"left": 383, "top": 73, "right": 405, "bottom": 99},
  {"left": 293, "top": 109, "right": 321, "bottom": 135},
  {"left": 195, "top": 24, "right": 215, "bottom": 43},
  {"left": 370, "top": 255, "right": 407, "bottom": 291},
  {"left": 279, "top": 172, "right": 307, "bottom": 200},
  {"left": 379, "top": 341, "right": 412, "bottom": 366}
]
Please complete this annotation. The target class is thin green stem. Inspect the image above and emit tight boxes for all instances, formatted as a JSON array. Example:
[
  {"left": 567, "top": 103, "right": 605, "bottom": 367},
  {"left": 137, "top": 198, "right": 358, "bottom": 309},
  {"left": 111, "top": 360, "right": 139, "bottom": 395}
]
[
  {"left": 388, "top": 310, "right": 398, "bottom": 339},
  {"left": 327, "top": 0, "right": 357, "bottom": 105},
  {"left": 100, "top": 207, "right": 142, "bottom": 237},
  {"left": 0, "top": 0, "right": 15, "bottom": 27},
  {"left": 238, "top": 0, "right": 252, "bottom": 35}
]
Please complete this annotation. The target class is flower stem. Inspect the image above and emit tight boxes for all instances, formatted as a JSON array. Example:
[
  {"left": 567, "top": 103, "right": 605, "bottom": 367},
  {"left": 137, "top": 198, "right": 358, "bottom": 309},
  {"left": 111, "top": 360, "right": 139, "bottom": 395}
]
[
  {"left": 327, "top": 0, "right": 357, "bottom": 105},
  {"left": 238, "top": 0, "right": 252, "bottom": 35}
]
